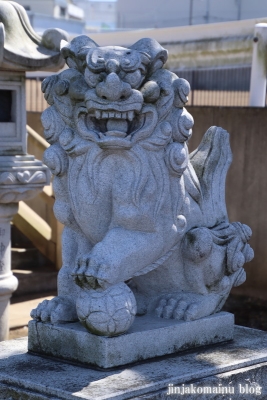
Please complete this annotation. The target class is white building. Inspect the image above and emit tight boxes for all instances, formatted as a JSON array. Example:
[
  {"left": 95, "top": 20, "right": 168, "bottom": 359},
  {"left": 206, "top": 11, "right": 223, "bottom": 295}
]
[
  {"left": 4, "top": 0, "right": 85, "bottom": 36},
  {"left": 117, "top": 0, "right": 267, "bottom": 29},
  {"left": 73, "top": 0, "right": 117, "bottom": 32}
]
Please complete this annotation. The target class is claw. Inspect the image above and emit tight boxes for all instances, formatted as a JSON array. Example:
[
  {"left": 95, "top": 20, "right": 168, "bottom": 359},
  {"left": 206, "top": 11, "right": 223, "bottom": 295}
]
[
  {"left": 96, "top": 278, "right": 109, "bottom": 290},
  {"left": 163, "top": 305, "right": 174, "bottom": 319},
  {"left": 30, "top": 296, "right": 78, "bottom": 324},
  {"left": 173, "top": 300, "right": 187, "bottom": 320},
  {"left": 184, "top": 303, "right": 198, "bottom": 321},
  {"left": 85, "top": 276, "right": 97, "bottom": 288},
  {"left": 74, "top": 275, "right": 84, "bottom": 288},
  {"left": 155, "top": 306, "right": 163, "bottom": 318},
  {"left": 41, "top": 311, "right": 50, "bottom": 322},
  {"left": 30, "top": 308, "right": 37, "bottom": 320}
]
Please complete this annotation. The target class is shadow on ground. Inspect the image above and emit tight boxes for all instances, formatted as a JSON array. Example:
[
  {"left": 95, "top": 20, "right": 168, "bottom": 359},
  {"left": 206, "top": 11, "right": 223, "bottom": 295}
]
[{"left": 223, "top": 294, "right": 267, "bottom": 331}]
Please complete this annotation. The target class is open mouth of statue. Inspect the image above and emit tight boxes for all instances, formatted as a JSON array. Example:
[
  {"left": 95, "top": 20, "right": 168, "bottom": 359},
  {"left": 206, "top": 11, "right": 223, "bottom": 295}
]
[
  {"left": 75, "top": 93, "right": 158, "bottom": 150},
  {"left": 87, "top": 107, "right": 142, "bottom": 140}
]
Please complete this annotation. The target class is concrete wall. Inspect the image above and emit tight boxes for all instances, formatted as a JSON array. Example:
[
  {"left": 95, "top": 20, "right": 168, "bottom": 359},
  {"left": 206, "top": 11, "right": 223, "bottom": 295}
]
[
  {"left": 188, "top": 106, "right": 267, "bottom": 300},
  {"left": 28, "top": 108, "right": 267, "bottom": 300}
]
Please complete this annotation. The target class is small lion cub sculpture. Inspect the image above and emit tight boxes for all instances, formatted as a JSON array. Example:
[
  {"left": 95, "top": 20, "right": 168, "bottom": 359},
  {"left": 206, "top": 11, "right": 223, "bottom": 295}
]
[{"left": 31, "top": 36, "right": 253, "bottom": 337}]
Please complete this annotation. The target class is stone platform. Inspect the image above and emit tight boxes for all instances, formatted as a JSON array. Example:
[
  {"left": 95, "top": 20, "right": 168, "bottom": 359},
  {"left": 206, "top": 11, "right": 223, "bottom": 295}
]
[
  {"left": 28, "top": 312, "right": 234, "bottom": 368},
  {"left": 1, "top": 326, "right": 267, "bottom": 399}
]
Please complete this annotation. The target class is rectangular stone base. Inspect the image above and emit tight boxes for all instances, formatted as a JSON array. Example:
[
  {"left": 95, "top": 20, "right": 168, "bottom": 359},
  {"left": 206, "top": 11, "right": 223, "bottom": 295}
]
[
  {"left": 28, "top": 312, "right": 234, "bottom": 368},
  {"left": 1, "top": 326, "right": 267, "bottom": 399}
]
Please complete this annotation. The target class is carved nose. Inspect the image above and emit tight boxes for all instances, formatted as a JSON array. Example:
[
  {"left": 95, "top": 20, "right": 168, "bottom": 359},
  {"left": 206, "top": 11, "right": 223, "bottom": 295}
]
[
  {"left": 106, "top": 59, "right": 120, "bottom": 73},
  {"left": 95, "top": 72, "right": 132, "bottom": 102}
]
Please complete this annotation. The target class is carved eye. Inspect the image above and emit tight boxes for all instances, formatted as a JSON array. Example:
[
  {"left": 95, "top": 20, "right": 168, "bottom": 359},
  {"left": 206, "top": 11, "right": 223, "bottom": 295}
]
[
  {"left": 84, "top": 68, "right": 102, "bottom": 88},
  {"left": 121, "top": 50, "right": 141, "bottom": 71},
  {"left": 86, "top": 49, "right": 106, "bottom": 72},
  {"left": 123, "top": 70, "right": 142, "bottom": 88}
]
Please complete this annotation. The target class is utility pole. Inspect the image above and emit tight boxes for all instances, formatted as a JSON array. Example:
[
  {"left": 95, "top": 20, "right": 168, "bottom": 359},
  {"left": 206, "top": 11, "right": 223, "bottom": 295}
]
[
  {"left": 189, "top": 0, "right": 193, "bottom": 25},
  {"left": 249, "top": 23, "right": 267, "bottom": 107},
  {"left": 237, "top": 0, "right": 241, "bottom": 20},
  {"left": 205, "top": 0, "right": 210, "bottom": 24}
]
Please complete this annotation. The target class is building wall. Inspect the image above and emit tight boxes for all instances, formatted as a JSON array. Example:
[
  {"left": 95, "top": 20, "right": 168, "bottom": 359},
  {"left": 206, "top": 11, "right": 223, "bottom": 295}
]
[
  {"left": 187, "top": 106, "right": 267, "bottom": 301},
  {"left": 74, "top": 0, "right": 117, "bottom": 31},
  {"left": 117, "top": 0, "right": 267, "bottom": 29},
  {"left": 90, "top": 17, "right": 267, "bottom": 69},
  {"left": 3, "top": 0, "right": 85, "bottom": 36},
  {"left": 27, "top": 106, "right": 267, "bottom": 301},
  {"left": 4, "top": 0, "right": 56, "bottom": 16},
  {"left": 29, "top": 13, "right": 85, "bottom": 35}
]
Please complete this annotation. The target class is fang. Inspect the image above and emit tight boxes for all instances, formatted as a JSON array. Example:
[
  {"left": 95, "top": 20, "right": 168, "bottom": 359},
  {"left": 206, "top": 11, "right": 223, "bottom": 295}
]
[
  {"left": 95, "top": 110, "right": 101, "bottom": 119},
  {"left": 128, "top": 111, "right": 134, "bottom": 121}
]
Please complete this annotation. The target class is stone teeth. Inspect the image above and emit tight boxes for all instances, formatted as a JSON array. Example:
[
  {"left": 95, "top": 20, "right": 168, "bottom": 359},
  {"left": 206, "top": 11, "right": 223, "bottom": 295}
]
[
  {"left": 94, "top": 111, "right": 134, "bottom": 120},
  {"left": 128, "top": 111, "right": 134, "bottom": 121},
  {"left": 95, "top": 110, "right": 101, "bottom": 119}
]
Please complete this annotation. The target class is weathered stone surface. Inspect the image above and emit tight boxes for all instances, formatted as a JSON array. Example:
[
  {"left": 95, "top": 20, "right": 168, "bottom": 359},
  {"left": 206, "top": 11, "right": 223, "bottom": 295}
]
[
  {"left": 1, "top": 327, "right": 267, "bottom": 399},
  {"left": 30, "top": 34, "right": 254, "bottom": 345},
  {"left": 0, "top": 155, "right": 50, "bottom": 202},
  {"left": 28, "top": 312, "right": 234, "bottom": 368},
  {"left": 0, "top": 1, "right": 67, "bottom": 71},
  {"left": 134, "top": 363, "right": 267, "bottom": 399}
]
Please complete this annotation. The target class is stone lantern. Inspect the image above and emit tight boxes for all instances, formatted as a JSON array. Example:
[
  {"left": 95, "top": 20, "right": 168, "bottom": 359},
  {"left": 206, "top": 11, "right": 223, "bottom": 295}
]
[{"left": 0, "top": 1, "right": 67, "bottom": 341}]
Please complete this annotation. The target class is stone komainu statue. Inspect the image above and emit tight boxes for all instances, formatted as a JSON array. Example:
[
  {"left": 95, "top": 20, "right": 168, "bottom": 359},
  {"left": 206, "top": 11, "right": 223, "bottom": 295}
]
[{"left": 31, "top": 36, "right": 253, "bottom": 336}]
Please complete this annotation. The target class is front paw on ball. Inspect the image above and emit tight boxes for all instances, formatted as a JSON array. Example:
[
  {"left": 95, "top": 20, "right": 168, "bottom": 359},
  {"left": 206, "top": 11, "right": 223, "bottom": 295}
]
[{"left": 72, "top": 256, "right": 114, "bottom": 289}]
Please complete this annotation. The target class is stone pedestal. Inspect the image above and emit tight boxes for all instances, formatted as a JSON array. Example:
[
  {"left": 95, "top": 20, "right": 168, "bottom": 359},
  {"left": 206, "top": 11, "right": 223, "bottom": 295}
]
[
  {"left": 28, "top": 312, "right": 234, "bottom": 368},
  {"left": 0, "top": 326, "right": 267, "bottom": 399}
]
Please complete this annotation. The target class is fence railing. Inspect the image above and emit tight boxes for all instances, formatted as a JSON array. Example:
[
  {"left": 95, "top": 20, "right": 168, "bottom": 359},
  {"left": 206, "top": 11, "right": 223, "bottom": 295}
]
[
  {"left": 26, "top": 77, "right": 48, "bottom": 112},
  {"left": 25, "top": 65, "right": 266, "bottom": 111},
  {"left": 174, "top": 65, "right": 253, "bottom": 107}
]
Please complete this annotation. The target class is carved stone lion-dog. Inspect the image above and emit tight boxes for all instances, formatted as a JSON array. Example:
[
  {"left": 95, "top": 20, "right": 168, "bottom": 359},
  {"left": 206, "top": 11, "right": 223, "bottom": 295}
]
[{"left": 31, "top": 36, "right": 253, "bottom": 336}]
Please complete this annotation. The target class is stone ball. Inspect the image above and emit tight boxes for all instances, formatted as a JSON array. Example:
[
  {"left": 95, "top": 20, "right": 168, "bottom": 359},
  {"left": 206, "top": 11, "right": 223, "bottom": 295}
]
[{"left": 76, "top": 283, "right": 137, "bottom": 337}]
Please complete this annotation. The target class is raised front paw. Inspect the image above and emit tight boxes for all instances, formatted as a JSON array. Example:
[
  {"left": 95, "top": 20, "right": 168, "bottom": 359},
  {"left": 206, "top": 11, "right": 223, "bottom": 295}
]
[
  {"left": 30, "top": 295, "right": 78, "bottom": 324},
  {"left": 72, "top": 251, "right": 117, "bottom": 290}
]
